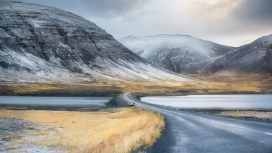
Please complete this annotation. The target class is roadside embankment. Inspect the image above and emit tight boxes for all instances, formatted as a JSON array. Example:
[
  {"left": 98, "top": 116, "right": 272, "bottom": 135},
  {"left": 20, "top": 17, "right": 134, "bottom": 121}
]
[
  {"left": 178, "top": 109, "right": 272, "bottom": 122},
  {"left": 219, "top": 110, "right": 272, "bottom": 121}
]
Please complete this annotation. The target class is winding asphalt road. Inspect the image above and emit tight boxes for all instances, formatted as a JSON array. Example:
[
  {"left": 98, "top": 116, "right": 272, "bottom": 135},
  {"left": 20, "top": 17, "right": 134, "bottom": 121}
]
[{"left": 122, "top": 93, "right": 272, "bottom": 153}]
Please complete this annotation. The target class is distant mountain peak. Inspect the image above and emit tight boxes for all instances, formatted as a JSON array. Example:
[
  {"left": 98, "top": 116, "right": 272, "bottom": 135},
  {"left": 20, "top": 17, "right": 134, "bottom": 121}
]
[
  {"left": 119, "top": 34, "right": 235, "bottom": 73},
  {"left": 120, "top": 34, "right": 272, "bottom": 75}
]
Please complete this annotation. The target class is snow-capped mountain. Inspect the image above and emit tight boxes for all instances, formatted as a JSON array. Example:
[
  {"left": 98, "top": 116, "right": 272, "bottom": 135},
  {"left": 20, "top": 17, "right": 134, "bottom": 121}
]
[
  {"left": 0, "top": 1, "right": 190, "bottom": 83},
  {"left": 119, "top": 35, "right": 235, "bottom": 73},
  {"left": 183, "top": 34, "right": 272, "bottom": 74}
]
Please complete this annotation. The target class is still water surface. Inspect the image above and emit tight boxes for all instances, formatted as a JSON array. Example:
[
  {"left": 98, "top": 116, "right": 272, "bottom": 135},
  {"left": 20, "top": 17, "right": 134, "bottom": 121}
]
[
  {"left": 141, "top": 95, "right": 272, "bottom": 109},
  {"left": 0, "top": 96, "right": 112, "bottom": 107}
]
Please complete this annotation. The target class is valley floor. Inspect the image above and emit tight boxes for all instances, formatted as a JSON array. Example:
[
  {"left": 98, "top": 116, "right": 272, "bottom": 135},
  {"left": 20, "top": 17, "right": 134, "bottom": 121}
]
[
  {"left": 0, "top": 73, "right": 271, "bottom": 96},
  {"left": 189, "top": 73, "right": 272, "bottom": 94},
  {"left": 118, "top": 73, "right": 272, "bottom": 95},
  {"left": 0, "top": 107, "right": 164, "bottom": 153}
]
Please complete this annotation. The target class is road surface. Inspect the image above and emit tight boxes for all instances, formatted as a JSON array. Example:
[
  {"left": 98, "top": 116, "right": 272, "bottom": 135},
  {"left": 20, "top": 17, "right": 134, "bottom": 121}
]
[{"left": 122, "top": 93, "right": 272, "bottom": 153}]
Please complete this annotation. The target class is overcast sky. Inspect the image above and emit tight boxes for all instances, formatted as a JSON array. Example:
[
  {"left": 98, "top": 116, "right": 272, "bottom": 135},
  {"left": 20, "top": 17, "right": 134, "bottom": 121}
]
[{"left": 15, "top": 0, "right": 272, "bottom": 47}]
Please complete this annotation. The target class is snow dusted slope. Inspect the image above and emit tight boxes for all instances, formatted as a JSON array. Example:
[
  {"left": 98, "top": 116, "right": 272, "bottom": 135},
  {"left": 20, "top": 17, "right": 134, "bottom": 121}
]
[
  {"left": 183, "top": 34, "right": 272, "bottom": 74},
  {"left": 0, "top": 1, "right": 190, "bottom": 83},
  {"left": 119, "top": 35, "right": 235, "bottom": 73}
]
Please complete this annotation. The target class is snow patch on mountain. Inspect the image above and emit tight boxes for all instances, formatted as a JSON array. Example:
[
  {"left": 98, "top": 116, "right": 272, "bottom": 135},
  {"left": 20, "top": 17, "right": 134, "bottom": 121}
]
[{"left": 119, "top": 34, "right": 235, "bottom": 73}]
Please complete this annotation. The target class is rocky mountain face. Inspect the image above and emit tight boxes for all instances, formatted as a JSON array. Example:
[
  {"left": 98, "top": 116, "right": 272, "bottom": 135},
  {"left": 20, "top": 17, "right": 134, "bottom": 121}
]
[
  {"left": 183, "top": 34, "right": 272, "bottom": 74},
  {"left": 0, "top": 1, "right": 190, "bottom": 83},
  {"left": 119, "top": 35, "right": 235, "bottom": 73}
]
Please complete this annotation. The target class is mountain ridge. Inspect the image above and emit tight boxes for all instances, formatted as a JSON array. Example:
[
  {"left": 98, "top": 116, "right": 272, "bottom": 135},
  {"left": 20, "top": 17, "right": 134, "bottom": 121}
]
[
  {"left": 0, "top": 1, "right": 190, "bottom": 83},
  {"left": 183, "top": 34, "right": 272, "bottom": 74},
  {"left": 119, "top": 34, "right": 235, "bottom": 73},
  {"left": 119, "top": 34, "right": 272, "bottom": 75}
]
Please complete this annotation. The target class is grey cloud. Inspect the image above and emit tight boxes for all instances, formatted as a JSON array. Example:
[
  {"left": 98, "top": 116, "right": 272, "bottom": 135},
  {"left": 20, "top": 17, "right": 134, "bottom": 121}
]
[
  {"left": 8, "top": 0, "right": 272, "bottom": 47},
  {"left": 232, "top": 0, "right": 272, "bottom": 24},
  {"left": 15, "top": 0, "right": 148, "bottom": 18},
  {"left": 187, "top": 0, "right": 272, "bottom": 42}
]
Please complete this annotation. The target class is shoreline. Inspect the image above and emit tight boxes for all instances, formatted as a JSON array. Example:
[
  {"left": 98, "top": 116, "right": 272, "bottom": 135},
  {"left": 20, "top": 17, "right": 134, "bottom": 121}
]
[{"left": 1, "top": 92, "right": 272, "bottom": 97}]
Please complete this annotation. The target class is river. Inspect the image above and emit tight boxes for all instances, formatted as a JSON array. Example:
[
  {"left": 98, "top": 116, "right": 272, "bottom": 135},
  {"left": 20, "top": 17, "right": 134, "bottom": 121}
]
[{"left": 0, "top": 96, "right": 112, "bottom": 107}]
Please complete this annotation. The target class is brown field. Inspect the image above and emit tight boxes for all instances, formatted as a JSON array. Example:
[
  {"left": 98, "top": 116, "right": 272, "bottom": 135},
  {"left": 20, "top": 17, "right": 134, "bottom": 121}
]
[
  {"left": 0, "top": 83, "right": 123, "bottom": 96},
  {"left": 0, "top": 73, "right": 271, "bottom": 96},
  {"left": 117, "top": 73, "right": 272, "bottom": 95},
  {"left": 0, "top": 107, "right": 164, "bottom": 153},
  {"left": 181, "top": 73, "right": 272, "bottom": 94}
]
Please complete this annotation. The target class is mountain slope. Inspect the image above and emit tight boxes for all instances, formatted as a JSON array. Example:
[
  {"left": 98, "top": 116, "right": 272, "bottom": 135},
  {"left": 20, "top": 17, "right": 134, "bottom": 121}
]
[
  {"left": 119, "top": 35, "right": 235, "bottom": 73},
  {"left": 183, "top": 34, "right": 272, "bottom": 74},
  {"left": 0, "top": 1, "right": 190, "bottom": 83}
]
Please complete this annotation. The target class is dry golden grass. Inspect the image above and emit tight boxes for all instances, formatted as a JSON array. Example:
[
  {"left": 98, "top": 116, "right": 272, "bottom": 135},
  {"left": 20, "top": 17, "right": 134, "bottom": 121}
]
[
  {"left": 115, "top": 73, "right": 272, "bottom": 95},
  {"left": 1, "top": 72, "right": 271, "bottom": 96},
  {"left": 0, "top": 107, "right": 164, "bottom": 153},
  {"left": 182, "top": 73, "right": 272, "bottom": 94},
  {"left": 0, "top": 83, "right": 123, "bottom": 96}
]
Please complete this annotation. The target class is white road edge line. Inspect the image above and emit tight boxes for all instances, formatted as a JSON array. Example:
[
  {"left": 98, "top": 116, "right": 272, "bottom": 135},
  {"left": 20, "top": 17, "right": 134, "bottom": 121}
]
[
  {"left": 210, "top": 120, "right": 238, "bottom": 127},
  {"left": 266, "top": 132, "right": 272, "bottom": 136}
]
